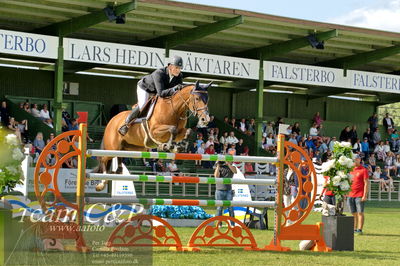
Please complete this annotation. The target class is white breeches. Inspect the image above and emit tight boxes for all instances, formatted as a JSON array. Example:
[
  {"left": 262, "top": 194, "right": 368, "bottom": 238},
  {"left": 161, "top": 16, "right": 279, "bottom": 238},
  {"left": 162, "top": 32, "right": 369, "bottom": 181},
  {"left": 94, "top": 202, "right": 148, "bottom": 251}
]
[{"left": 136, "top": 85, "right": 151, "bottom": 109}]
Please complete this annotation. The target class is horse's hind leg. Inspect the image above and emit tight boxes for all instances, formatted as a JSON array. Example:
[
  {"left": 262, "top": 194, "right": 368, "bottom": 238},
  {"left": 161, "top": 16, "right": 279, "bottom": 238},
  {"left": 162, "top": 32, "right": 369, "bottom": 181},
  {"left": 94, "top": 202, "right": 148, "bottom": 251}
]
[
  {"left": 115, "top": 157, "right": 123, "bottom": 174},
  {"left": 95, "top": 157, "right": 112, "bottom": 191}
]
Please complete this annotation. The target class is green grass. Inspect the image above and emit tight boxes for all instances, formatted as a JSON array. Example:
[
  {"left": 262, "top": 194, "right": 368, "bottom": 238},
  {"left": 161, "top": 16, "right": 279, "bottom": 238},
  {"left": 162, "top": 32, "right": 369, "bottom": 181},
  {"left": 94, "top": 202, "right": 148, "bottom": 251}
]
[{"left": 4, "top": 201, "right": 400, "bottom": 266}]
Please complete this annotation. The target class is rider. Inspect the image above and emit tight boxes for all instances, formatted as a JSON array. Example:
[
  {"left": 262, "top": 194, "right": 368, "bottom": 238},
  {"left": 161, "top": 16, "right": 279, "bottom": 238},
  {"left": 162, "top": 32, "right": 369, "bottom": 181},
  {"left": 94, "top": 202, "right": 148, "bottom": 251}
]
[{"left": 118, "top": 55, "right": 184, "bottom": 136}]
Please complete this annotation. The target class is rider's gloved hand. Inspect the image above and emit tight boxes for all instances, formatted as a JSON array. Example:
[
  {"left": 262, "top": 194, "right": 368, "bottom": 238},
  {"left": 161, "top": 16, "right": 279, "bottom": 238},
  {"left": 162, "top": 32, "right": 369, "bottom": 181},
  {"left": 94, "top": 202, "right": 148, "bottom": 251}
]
[{"left": 172, "top": 84, "right": 183, "bottom": 91}]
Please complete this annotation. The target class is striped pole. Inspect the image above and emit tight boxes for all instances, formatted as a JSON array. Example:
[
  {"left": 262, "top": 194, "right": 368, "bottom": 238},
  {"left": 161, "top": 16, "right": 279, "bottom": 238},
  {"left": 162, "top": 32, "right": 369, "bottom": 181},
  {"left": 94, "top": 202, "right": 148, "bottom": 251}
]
[
  {"left": 87, "top": 173, "right": 276, "bottom": 186},
  {"left": 87, "top": 149, "right": 278, "bottom": 164},
  {"left": 86, "top": 197, "right": 276, "bottom": 208}
]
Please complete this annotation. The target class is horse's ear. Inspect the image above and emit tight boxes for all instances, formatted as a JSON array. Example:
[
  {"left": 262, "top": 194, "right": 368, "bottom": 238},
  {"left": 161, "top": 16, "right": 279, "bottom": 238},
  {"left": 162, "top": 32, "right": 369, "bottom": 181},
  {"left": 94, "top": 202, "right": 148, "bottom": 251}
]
[
  {"left": 206, "top": 81, "right": 213, "bottom": 89},
  {"left": 195, "top": 80, "right": 200, "bottom": 89}
]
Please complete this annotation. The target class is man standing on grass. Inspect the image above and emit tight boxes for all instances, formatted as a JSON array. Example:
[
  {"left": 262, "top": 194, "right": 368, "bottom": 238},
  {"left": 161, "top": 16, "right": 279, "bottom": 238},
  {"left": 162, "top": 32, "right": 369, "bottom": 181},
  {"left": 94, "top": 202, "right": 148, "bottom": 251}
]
[
  {"left": 214, "top": 161, "right": 237, "bottom": 225},
  {"left": 348, "top": 156, "right": 369, "bottom": 234}
]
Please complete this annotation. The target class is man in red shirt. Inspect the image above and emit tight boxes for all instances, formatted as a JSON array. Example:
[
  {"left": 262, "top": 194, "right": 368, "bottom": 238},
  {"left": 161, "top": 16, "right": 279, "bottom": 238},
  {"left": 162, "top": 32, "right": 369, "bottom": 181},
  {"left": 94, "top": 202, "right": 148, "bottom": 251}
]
[{"left": 348, "top": 156, "right": 369, "bottom": 234}]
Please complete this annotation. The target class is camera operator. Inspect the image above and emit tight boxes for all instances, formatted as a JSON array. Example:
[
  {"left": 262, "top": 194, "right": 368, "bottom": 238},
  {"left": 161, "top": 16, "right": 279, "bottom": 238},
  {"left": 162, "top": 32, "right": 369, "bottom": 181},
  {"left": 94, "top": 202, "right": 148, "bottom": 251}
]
[{"left": 214, "top": 161, "right": 237, "bottom": 225}]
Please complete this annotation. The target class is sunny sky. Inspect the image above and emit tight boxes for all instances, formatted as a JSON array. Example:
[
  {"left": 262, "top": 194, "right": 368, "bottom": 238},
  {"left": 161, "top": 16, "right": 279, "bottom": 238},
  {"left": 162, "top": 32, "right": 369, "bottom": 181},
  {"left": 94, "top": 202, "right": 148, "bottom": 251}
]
[{"left": 174, "top": 0, "right": 400, "bottom": 33}]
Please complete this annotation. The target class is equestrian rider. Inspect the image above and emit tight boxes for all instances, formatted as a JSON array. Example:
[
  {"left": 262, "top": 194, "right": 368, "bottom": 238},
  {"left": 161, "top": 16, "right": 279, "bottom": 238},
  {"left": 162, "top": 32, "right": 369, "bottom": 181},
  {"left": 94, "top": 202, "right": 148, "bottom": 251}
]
[{"left": 118, "top": 55, "right": 184, "bottom": 136}]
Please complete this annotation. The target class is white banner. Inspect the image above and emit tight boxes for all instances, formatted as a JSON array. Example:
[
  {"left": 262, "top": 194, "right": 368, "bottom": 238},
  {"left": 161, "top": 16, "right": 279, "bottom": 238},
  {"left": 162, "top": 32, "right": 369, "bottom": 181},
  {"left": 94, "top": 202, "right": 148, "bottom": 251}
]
[
  {"left": 0, "top": 29, "right": 58, "bottom": 59},
  {"left": 170, "top": 50, "right": 259, "bottom": 80},
  {"left": 64, "top": 38, "right": 166, "bottom": 69},
  {"left": 349, "top": 70, "right": 400, "bottom": 94},
  {"left": 264, "top": 61, "right": 347, "bottom": 88},
  {"left": 28, "top": 167, "right": 107, "bottom": 193}
]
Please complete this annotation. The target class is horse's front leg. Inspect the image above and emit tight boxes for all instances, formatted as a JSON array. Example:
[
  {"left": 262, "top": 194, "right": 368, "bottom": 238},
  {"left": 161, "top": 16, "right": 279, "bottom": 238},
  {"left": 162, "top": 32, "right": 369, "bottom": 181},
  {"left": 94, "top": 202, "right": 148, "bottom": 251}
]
[{"left": 151, "top": 125, "right": 177, "bottom": 151}]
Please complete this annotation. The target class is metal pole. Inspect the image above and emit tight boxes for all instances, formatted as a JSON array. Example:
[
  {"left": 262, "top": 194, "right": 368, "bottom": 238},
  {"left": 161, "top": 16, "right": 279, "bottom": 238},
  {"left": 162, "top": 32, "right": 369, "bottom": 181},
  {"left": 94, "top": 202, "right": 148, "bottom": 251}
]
[{"left": 76, "top": 123, "right": 87, "bottom": 227}]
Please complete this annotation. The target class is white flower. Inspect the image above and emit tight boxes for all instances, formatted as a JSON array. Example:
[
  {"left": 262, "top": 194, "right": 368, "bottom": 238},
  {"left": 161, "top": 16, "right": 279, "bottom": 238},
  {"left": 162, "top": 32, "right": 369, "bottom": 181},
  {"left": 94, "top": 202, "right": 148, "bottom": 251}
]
[
  {"left": 332, "top": 176, "right": 341, "bottom": 186},
  {"left": 346, "top": 158, "right": 354, "bottom": 168},
  {"left": 336, "top": 170, "right": 346, "bottom": 178},
  {"left": 12, "top": 148, "right": 24, "bottom": 161},
  {"left": 340, "top": 142, "right": 352, "bottom": 148},
  {"left": 351, "top": 152, "right": 357, "bottom": 159},
  {"left": 338, "top": 156, "right": 348, "bottom": 166},
  {"left": 340, "top": 180, "right": 350, "bottom": 191},
  {"left": 321, "top": 159, "right": 335, "bottom": 172},
  {"left": 5, "top": 134, "right": 19, "bottom": 146}
]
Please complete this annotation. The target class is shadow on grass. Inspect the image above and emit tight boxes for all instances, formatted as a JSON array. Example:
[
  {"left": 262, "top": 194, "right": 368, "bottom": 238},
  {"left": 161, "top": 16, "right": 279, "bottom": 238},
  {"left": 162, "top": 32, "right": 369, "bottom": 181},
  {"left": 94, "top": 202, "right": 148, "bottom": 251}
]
[{"left": 363, "top": 233, "right": 400, "bottom": 237}]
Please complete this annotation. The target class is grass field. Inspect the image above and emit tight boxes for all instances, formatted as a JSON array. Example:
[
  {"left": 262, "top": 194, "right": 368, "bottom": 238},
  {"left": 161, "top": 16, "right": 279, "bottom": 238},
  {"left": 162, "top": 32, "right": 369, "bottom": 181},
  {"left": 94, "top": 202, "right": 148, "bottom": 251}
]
[{"left": 5, "top": 201, "right": 400, "bottom": 266}]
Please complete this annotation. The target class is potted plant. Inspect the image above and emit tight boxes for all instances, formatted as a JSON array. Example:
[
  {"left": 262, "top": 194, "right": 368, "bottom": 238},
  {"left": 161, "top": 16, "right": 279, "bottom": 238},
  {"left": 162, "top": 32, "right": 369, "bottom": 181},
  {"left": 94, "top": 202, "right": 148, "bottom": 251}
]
[{"left": 320, "top": 141, "right": 355, "bottom": 251}]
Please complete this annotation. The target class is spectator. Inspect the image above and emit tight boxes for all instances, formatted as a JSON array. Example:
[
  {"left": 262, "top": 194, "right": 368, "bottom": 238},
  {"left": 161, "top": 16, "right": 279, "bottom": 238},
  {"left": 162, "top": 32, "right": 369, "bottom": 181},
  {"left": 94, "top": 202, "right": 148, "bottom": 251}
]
[
  {"left": 167, "top": 160, "right": 179, "bottom": 174},
  {"left": 390, "top": 129, "right": 400, "bottom": 151},
  {"left": 385, "top": 152, "right": 396, "bottom": 177},
  {"left": 44, "top": 118, "right": 54, "bottom": 128},
  {"left": 353, "top": 138, "right": 362, "bottom": 154},
  {"left": 235, "top": 139, "right": 245, "bottom": 155},
  {"left": 339, "top": 126, "right": 351, "bottom": 142},
  {"left": 264, "top": 122, "right": 274, "bottom": 136},
  {"left": 309, "top": 123, "right": 319, "bottom": 137},
  {"left": 349, "top": 125, "right": 358, "bottom": 145},
  {"left": 229, "top": 118, "right": 237, "bottom": 129},
  {"left": 207, "top": 115, "right": 217, "bottom": 131},
  {"left": 68, "top": 118, "right": 78, "bottom": 131},
  {"left": 367, "top": 113, "right": 378, "bottom": 132},
  {"left": 30, "top": 103, "right": 40, "bottom": 118},
  {"left": 204, "top": 145, "right": 215, "bottom": 168},
  {"left": 226, "top": 131, "right": 239, "bottom": 145},
  {"left": 362, "top": 128, "right": 374, "bottom": 149},
  {"left": 372, "top": 128, "right": 381, "bottom": 147},
  {"left": 374, "top": 141, "right": 386, "bottom": 161},
  {"left": 23, "top": 102, "right": 31, "bottom": 113},
  {"left": 39, "top": 104, "right": 51, "bottom": 121},
  {"left": 361, "top": 138, "right": 370, "bottom": 159},
  {"left": 394, "top": 154, "right": 400, "bottom": 177},
  {"left": 318, "top": 138, "right": 328, "bottom": 154},
  {"left": 292, "top": 122, "right": 301, "bottom": 136},
  {"left": 33, "top": 132, "right": 45, "bottom": 154},
  {"left": 318, "top": 124, "right": 326, "bottom": 137},
  {"left": 383, "top": 140, "right": 391, "bottom": 154},
  {"left": 320, "top": 176, "right": 335, "bottom": 205},
  {"left": 7, "top": 117, "right": 26, "bottom": 143},
  {"left": 372, "top": 166, "right": 389, "bottom": 191},
  {"left": 247, "top": 119, "right": 256, "bottom": 136},
  {"left": 368, "top": 153, "right": 377, "bottom": 172},
  {"left": 219, "top": 132, "right": 228, "bottom": 145},
  {"left": 62, "top": 157, "right": 77, "bottom": 168},
  {"left": 227, "top": 144, "right": 236, "bottom": 156},
  {"left": 305, "top": 136, "right": 316, "bottom": 153},
  {"left": 208, "top": 128, "right": 218, "bottom": 141},
  {"left": 154, "top": 159, "right": 166, "bottom": 173},
  {"left": 328, "top": 136, "right": 336, "bottom": 151},
  {"left": 214, "top": 161, "right": 237, "bottom": 225},
  {"left": 382, "top": 113, "right": 395, "bottom": 134},
  {"left": 221, "top": 143, "right": 229, "bottom": 155},
  {"left": 197, "top": 117, "right": 208, "bottom": 138},
  {"left": 223, "top": 116, "right": 229, "bottom": 124},
  {"left": 264, "top": 133, "right": 275, "bottom": 151},
  {"left": 275, "top": 117, "right": 284, "bottom": 134},
  {"left": 189, "top": 142, "right": 197, "bottom": 154},
  {"left": 313, "top": 112, "right": 323, "bottom": 128},
  {"left": 0, "top": 101, "right": 10, "bottom": 126},
  {"left": 205, "top": 136, "right": 214, "bottom": 149},
  {"left": 289, "top": 134, "right": 298, "bottom": 146},
  {"left": 238, "top": 118, "right": 247, "bottom": 133},
  {"left": 213, "top": 137, "right": 221, "bottom": 154},
  {"left": 196, "top": 143, "right": 205, "bottom": 166}
]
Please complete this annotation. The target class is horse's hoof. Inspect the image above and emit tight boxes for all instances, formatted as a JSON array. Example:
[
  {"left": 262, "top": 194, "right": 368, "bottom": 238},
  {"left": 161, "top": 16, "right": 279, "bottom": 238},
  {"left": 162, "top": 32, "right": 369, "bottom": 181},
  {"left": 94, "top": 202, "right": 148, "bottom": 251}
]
[{"left": 95, "top": 182, "right": 105, "bottom": 192}]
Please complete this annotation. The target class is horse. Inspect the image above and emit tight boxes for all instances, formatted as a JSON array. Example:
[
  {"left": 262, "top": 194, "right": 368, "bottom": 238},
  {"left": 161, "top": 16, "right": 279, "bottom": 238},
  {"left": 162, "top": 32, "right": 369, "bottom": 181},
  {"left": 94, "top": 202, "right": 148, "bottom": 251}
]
[{"left": 94, "top": 81, "right": 211, "bottom": 191}]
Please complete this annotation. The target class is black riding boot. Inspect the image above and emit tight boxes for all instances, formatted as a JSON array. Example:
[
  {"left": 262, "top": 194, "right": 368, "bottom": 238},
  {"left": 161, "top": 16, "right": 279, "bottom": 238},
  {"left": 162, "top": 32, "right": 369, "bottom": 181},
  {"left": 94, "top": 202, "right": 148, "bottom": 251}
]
[{"left": 118, "top": 105, "right": 140, "bottom": 136}]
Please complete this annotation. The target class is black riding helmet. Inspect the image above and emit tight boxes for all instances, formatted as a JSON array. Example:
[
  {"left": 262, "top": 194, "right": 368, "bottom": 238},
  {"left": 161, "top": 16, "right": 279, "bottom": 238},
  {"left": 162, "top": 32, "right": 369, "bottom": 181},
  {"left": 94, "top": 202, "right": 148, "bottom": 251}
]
[{"left": 168, "top": 55, "right": 183, "bottom": 68}]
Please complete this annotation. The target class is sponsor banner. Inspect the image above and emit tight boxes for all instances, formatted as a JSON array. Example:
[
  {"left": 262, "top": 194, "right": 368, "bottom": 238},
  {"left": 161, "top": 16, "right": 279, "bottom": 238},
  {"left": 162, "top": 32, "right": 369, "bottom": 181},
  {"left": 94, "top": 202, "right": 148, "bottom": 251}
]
[
  {"left": 264, "top": 61, "right": 347, "bottom": 88},
  {"left": 64, "top": 38, "right": 165, "bottom": 69},
  {"left": 170, "top": 50, "right": 259, "bottom": 79},
  {"left": 0, "top": 29, "right": 58, "bottom": 59},
  {"left": 349, "top": 70, "right": 400, "bottom": 94},
  {"left": 27, "top": 167, "right": 107, "bottom": 193}
]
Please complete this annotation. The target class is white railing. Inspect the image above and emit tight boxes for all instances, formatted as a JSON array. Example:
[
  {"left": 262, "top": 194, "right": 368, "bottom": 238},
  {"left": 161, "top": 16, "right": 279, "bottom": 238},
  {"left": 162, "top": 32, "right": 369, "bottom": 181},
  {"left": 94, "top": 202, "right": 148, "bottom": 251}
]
[{"left": 368, "top": 180, "right": 400, "bottom": 201}]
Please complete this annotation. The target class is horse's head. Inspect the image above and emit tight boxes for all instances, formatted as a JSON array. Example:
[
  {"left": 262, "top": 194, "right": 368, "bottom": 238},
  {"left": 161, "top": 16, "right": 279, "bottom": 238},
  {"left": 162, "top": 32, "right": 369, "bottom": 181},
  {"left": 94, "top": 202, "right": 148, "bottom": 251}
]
[{"left": 190, "top": 81, "right": 211, "bottom": 127}]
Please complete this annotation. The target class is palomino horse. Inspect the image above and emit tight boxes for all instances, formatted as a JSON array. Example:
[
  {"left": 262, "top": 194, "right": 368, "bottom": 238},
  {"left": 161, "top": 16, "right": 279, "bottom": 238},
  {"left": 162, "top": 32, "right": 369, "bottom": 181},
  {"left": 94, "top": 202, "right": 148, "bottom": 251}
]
[{"left": 94, "top": 81, "right": 211, "bottom": 191}]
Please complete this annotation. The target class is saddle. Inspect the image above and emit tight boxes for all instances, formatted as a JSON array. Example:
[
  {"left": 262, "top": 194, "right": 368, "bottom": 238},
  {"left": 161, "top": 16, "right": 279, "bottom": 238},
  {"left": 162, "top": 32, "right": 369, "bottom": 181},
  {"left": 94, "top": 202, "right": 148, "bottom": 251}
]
[{"left": 133, "top": 95, "right": 158, "bottom": 123}]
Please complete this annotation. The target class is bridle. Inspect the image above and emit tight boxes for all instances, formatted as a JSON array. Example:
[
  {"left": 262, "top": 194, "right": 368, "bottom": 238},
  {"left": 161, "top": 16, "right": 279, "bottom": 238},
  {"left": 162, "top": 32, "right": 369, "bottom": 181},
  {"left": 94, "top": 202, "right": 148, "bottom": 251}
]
[{"left": 170, "top": 86, "right": 209, "bottom": 120}]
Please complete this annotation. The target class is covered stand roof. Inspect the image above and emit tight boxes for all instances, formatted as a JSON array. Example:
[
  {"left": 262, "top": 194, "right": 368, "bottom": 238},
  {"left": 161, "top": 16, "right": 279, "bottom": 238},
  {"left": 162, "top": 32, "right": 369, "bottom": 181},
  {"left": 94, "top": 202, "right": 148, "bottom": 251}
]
[{"left": 1, "top": 0, "right": 400, "bottom": 104}]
